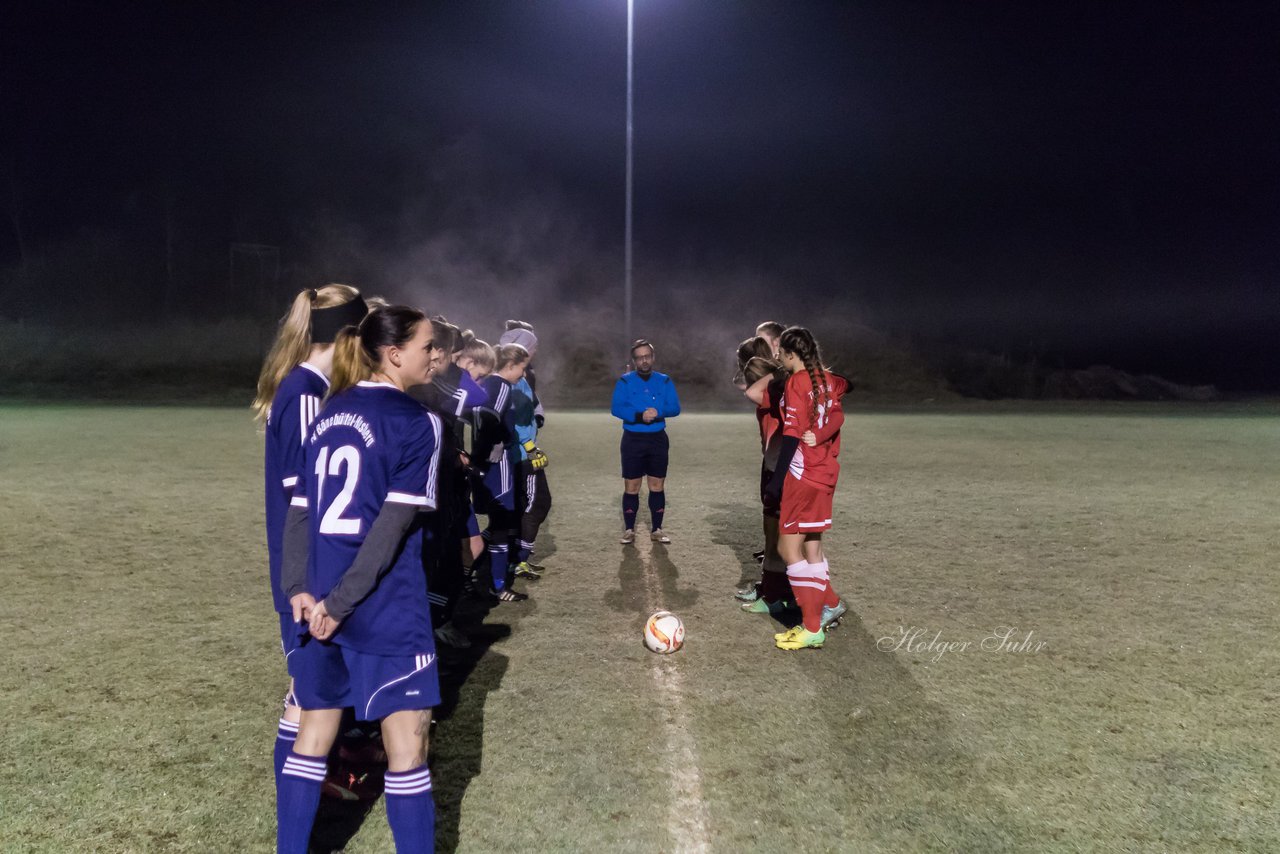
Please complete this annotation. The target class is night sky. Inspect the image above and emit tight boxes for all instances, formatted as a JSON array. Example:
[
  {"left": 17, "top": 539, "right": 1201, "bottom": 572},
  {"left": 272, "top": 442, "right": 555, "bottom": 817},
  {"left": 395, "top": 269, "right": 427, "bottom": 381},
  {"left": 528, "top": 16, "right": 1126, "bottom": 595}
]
[{"left": 4, "top": 1, "right": 1278, "bottom": 389}]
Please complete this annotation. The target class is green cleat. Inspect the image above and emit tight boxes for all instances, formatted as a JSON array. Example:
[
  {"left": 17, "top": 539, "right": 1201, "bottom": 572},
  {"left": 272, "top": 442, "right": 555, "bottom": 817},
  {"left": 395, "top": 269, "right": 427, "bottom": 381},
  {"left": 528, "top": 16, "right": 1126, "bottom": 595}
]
[
  {"left": 513, "top": 561, "right": 542, "bottom": 580},
  {"left": 775, "top": 626, "right": 825, "bottom": 650},
  {"left": 743, "top": 598, "right": 791, "bottom": 616}
]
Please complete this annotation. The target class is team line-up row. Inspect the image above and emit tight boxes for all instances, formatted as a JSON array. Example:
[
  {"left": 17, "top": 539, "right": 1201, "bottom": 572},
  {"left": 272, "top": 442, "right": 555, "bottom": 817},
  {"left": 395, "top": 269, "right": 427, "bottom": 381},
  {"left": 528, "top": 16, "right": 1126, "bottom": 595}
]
[{"left": 254, "top": 286, "right": 851, "bottom": 851}]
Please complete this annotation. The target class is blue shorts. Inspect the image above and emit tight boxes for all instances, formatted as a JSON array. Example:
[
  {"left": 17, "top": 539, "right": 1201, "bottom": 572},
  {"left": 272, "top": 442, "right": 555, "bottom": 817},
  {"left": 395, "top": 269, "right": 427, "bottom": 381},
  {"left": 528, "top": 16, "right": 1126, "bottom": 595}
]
[
  {"left": 464, "top": 508, "right": 480, "bottom": 538},
  {"left": 293, "top": 638, "right": 441, "bottom": 721},
  {"left": 621, "top": 430, "right": 669, "bottom": 479},
  {"left": 280, "top": 612, "right": 304, "bottom": 669},
  {"left": 476, "top": 466, "right": 515, "bottom": 512}
]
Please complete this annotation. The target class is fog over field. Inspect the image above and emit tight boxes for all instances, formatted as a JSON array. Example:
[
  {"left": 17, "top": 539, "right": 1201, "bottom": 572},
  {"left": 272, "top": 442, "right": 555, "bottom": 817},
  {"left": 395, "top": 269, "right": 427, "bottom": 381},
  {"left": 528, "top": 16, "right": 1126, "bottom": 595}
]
[{"left": 3, "top": 1, "right": 1277, "bottom": 394}]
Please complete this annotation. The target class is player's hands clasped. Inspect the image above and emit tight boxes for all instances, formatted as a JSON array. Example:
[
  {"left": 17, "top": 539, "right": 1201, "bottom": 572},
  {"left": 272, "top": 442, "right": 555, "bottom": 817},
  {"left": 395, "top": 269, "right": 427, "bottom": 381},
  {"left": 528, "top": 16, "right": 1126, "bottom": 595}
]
[
  {"left": 291, "top": 592, "right": 317, "bottom": 625},
  {"left": 802, "top": 430, "right": 817, "bottom": 447},
  {"left": 641, "top": 407, "right": 659, "bottom": 423},
  {"left": 309, "top": 600, "right": 341, "bottom": 641}
]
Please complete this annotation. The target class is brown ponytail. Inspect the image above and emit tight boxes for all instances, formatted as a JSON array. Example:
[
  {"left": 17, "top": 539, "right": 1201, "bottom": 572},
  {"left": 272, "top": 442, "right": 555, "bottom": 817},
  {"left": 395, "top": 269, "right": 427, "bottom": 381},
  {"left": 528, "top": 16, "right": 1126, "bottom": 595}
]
[
  {"left": 328, "top": 326, "right": 373, "bottom": 397},
  {"left": 327, "top": 305, "right": 427, "bottom": 398}
]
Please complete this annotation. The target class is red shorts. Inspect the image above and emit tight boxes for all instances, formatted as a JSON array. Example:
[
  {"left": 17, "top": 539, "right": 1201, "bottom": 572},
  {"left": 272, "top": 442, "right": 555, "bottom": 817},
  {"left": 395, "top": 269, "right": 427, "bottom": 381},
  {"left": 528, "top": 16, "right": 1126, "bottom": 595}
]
[{"left": 779, "top": 476, "right": 833, "bottom": 534}]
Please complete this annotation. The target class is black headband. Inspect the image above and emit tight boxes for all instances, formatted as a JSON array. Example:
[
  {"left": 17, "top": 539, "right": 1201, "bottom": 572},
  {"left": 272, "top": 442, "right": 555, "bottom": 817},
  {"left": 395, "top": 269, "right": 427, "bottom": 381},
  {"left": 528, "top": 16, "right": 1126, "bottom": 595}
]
[{"left": 310, "top": 298, "right": 368, "bottom": 343}]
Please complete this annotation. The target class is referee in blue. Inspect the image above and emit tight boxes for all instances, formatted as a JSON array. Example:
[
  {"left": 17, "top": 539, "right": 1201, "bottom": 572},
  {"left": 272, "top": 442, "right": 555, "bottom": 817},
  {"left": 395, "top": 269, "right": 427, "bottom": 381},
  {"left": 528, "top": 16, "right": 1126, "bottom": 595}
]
[{"left": 611, "top": 338, "right": 681, "bottom": 544}]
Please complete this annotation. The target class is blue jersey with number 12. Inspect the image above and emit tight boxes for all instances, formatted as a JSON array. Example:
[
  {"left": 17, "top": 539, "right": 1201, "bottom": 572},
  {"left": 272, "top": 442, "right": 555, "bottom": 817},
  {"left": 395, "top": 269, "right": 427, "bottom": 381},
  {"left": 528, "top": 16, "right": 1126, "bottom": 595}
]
[{"left": 292, "top": 381, "right": 442, "bottom": 655}]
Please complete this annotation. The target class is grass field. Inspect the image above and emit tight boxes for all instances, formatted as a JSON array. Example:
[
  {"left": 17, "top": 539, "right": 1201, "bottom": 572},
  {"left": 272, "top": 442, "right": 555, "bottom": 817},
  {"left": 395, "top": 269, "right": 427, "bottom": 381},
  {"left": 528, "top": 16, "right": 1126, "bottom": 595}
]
[{"left": 2, "top": 404, "right": 1278, "bottom": 853}]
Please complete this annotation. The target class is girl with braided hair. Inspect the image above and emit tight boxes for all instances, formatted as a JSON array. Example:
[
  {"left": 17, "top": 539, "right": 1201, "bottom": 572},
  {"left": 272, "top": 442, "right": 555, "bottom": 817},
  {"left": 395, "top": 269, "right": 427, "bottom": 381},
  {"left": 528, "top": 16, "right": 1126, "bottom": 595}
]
[{"left": 763, "top": 326, "right": 851, "bottom": 650}]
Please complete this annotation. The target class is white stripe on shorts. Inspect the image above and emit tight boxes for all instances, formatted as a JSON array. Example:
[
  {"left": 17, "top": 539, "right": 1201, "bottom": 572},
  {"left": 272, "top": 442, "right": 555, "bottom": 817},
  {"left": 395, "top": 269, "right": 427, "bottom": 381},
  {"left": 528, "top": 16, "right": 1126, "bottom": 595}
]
[{"left": 364, "top": 653, "right": 437, "bottom": 720}]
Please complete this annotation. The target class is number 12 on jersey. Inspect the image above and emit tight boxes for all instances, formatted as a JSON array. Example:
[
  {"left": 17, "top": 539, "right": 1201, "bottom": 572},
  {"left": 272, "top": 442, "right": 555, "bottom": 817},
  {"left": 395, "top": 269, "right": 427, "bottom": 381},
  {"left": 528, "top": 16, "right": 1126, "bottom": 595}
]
[{"left": 314, "top": 445, "right": 363, "bottom": 535}]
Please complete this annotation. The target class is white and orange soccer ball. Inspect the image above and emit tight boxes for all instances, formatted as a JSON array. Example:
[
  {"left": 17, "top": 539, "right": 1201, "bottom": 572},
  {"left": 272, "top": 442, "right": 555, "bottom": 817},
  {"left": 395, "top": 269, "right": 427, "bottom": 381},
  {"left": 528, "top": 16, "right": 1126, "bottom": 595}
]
[{"left": 643, "top": 610, "right": 685, "bottom": 654}]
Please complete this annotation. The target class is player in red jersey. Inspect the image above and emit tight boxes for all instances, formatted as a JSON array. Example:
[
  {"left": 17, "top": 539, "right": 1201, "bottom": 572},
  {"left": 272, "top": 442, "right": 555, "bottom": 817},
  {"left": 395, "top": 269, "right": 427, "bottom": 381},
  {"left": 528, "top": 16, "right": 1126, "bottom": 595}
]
[
  {"left": 755, "top": 320, "right": 784, "bottom": 358},
  {"left": 740, "top": 340, "right": 794, "bottom": 613},
  {"left": 763, "top": 326, "right": 851, "bottom": 650}
]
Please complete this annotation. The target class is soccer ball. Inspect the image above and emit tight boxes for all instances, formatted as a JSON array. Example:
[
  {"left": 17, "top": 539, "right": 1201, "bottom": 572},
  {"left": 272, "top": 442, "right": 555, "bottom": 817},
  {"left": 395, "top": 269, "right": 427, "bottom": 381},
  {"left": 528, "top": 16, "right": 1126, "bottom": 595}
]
[{"left": 643, "top": 610, "right": 685, "bottom": 654}]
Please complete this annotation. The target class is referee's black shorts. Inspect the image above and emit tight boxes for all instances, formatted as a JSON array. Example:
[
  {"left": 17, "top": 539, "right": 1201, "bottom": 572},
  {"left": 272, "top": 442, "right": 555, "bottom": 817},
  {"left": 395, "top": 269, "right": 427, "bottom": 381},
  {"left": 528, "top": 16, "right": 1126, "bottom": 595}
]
[{"left": 620, "top": 430, "right": 669, "bottom": 479}]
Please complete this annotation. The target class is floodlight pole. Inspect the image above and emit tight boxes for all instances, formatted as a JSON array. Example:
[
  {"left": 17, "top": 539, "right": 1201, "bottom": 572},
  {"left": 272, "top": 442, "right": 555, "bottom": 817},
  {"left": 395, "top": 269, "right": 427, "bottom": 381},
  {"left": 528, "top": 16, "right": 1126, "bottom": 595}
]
[{"left": 624, "top": 0, "right": 634, "bottom": 348}]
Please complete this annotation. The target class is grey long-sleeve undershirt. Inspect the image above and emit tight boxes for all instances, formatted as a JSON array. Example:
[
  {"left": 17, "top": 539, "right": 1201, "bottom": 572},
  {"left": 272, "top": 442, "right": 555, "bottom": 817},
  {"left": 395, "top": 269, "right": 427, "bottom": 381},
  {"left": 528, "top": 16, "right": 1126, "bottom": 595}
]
[{"left": 280, "top": 501, "right": 420, "bottom": 623}]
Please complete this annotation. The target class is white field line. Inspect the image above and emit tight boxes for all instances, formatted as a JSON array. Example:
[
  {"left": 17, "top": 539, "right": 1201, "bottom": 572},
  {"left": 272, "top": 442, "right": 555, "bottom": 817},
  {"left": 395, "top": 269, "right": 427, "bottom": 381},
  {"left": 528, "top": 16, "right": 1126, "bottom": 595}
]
[{"left": 641, "top": 546, "right": 712, "bottom": 854}]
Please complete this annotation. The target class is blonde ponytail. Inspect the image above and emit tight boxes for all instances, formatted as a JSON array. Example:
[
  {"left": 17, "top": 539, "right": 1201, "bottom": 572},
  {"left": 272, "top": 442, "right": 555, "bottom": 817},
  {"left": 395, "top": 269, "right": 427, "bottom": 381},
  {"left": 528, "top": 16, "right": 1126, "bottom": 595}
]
[{"left": 251, "top": 284, "right": 361, "bottom": 424}]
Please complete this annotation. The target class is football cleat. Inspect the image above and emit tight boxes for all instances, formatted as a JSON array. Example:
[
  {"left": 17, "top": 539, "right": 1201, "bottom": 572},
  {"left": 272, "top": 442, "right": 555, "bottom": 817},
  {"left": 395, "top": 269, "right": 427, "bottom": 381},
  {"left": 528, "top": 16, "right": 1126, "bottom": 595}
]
[
  {"left": 513, "top": 561, "right": 542, "bottom": 580},
  {"left": 651, "top": 529, "right": 671, "bottom": 544},
  {"left": 620, "top": 529, "right": 636, "bottom": 545},
  {"left": 775, "top": 626, "right": 825, "bottom": 650},
  {"left": 821, "top": 600, "right": 848, "bottom": 630},
  {"left": 742, "top": 597, "right": 791, "bottom": 616},
  {"left": 734, "top": 584, "right": 761, "bottom": 602},
  {"left": 490, "top": 586, "right": 529, "bottom": 602}
]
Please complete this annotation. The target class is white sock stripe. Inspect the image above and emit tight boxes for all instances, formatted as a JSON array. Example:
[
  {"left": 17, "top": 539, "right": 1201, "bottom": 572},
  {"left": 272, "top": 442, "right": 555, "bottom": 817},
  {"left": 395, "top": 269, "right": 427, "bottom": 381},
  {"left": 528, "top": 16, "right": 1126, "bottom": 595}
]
[
  {"left": 789, "top": 579, "right": 827, "bottom": 590},
  {"left": 385, "top": 768, "right": 433, "bottom": 795},
  {"left": 284, "top": 754, "right": 326, "bottom": 770},
  {"left": 283, "top": 767, "right": 326, "bottom": 782},
  {"left": 282, "top": 756, "right": 327, "bottom": 781},
  {"left": 277, "top": 718, "right": 300, "bottom": 733}
]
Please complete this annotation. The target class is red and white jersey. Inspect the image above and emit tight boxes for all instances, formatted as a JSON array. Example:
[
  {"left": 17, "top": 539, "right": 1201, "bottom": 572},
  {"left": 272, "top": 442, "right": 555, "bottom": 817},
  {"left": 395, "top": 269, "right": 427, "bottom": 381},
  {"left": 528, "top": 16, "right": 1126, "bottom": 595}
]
[
  {"left": 781, "top": 369, "right": 849, "bottom": 491},
  {"left": 756, "top": 374, "right": 787, "bottom": 468}
]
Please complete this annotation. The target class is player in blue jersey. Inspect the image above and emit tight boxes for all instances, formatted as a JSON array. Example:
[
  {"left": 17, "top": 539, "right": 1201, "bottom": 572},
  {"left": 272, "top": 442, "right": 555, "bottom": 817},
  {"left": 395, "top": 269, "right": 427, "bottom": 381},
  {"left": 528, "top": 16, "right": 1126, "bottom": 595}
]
[
  {"left": 276, "top": 305, "right": 443, "bottom": 854},
  {"left": 474, "top": 343, "right": 532, "bottom": 601},
  {"left": 408, "top": 318, "right": 489, "bottom": 648},
  {"left": 499, "top": 322, "right": 551, "bottom": 580},
  {"left": 611, "top": 338, "right": 681, "bottom": 544},
  {"left": 253, "top": 283, "right": 368, "bottom": 786},
  {"left": 449, "top": 332, "right": 496, "bottom": 592}
]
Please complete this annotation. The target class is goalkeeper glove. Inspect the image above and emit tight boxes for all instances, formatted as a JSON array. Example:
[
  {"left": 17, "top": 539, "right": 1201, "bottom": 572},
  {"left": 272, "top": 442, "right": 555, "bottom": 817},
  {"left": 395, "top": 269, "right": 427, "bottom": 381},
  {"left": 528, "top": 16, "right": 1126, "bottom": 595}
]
[{"left": 523, "top": 440, "right": 549, "bottom": 470}]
